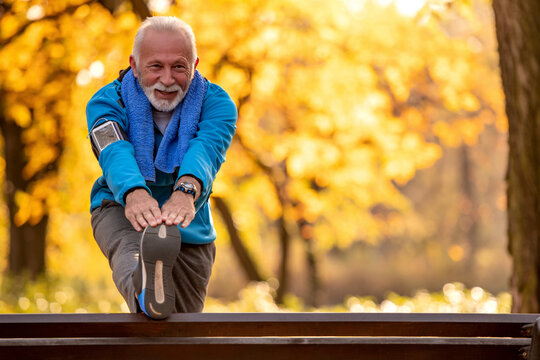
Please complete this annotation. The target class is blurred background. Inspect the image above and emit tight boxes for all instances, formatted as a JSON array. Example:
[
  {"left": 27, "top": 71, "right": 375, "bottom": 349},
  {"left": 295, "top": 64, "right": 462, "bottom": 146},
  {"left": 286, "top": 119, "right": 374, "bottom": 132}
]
[{"left": 0, "top": 0, "right": 511, "bottom": 313}]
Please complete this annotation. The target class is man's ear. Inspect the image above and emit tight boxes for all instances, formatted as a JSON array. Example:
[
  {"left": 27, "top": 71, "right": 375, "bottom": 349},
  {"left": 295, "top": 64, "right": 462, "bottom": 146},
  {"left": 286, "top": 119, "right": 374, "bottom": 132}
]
[{"left": 129, "top": 55, "right": 138, "bottom": 78}]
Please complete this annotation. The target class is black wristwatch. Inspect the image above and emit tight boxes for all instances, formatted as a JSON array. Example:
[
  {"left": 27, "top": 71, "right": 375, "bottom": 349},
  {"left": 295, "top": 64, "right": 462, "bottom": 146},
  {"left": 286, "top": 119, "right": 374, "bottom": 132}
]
[{"left": 174, "top": 182, "right": 197, "bottom": 199}]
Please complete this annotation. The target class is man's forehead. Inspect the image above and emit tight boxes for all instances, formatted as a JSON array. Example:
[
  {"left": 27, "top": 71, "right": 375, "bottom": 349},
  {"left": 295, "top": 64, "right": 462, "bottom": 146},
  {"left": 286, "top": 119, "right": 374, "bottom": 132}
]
[{"left": 140, "top": 29, "right": 193, "bottom": 60}]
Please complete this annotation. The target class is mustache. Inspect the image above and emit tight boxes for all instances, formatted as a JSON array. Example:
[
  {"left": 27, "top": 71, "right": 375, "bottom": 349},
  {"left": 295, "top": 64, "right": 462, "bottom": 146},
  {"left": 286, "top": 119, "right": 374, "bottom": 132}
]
[{"left": 152, "top": 83, "right": 183, "bottom": 92}]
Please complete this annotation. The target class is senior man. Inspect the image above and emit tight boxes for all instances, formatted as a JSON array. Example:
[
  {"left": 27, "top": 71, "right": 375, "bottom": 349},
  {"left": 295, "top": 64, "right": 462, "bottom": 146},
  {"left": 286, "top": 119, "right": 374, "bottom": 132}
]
[{"left": 87, "top": 16, "right": 237, "bottom": 319}]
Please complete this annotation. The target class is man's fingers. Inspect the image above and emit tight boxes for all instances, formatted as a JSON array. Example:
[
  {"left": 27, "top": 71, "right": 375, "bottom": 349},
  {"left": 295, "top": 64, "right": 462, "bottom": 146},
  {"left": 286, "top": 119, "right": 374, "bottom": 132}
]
[
  {"left": 180, "top": 213, "right": 194, "bottom": 228},
  {"left": 164, "top": 211, "right": 181, "bottom": 226},
  {"left": 136, "top": 213, "right": 148, "bottom": 229},
  {"left": 150, "top": 207, "right": 162, "bottom": 224},
  {"left": 124, "top": 189, "right": 161, "bottom": 230},
  {"left": 125, "top": 211, "right": 142, "bottom": 232},
  {"left": 161, "top": 210, "right": 191, "bottom": 227},
  {"left": 161, "top": 192, "right": 195, "bottom": 228},
  {"left": 161, "top": 209, "right": 172, "bottom": 223},
  {"left": 127, "top": 216, "right": 143, "bottom": 232},
  {"left": 176, "top": 214, "right": 185, "bottom": 226},
  {"left": 144, "top": 212, "right": 155, "bottom": 227},
  {"left": 143, "top": 211, "right": 160, "bottom": 227}
]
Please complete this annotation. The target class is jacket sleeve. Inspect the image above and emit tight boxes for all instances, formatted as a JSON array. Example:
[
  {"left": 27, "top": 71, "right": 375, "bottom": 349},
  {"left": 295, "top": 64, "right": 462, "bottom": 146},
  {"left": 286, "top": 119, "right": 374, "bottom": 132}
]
[
  {"left": 86, "top": 82, "right": 151, "bottom": 206},
  {"left": 177, "top": 83, "right": 237, "bottom": 209}
]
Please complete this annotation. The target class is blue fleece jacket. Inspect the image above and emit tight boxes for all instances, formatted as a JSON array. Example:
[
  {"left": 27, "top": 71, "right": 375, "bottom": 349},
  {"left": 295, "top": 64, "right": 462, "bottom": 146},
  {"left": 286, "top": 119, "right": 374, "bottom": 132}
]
[{"left": 86, "top": 76, "right": 237, "bottom": 244}]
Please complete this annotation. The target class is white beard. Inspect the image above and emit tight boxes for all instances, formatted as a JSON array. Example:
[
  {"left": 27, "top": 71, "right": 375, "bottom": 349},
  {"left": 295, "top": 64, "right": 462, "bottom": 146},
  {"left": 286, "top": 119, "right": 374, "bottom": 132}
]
[{"left": 139, "top": 77, "right": 189, "bottom": 112}]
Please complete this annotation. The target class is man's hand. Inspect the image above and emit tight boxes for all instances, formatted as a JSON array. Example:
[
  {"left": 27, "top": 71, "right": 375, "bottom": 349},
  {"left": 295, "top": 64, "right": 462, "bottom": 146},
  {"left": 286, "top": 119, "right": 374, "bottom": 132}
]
[
  {"left": 125, "top": 189, "right": 162, "bottom": 231},
  {"left": 161, "top": 190, "right": 195, "bottom": 228}
]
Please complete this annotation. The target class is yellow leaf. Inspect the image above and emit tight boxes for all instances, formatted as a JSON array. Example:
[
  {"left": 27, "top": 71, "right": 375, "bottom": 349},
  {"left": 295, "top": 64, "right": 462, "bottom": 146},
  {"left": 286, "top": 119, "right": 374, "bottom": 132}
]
[
  {"left": 461, "top": 92, "right": 480, "bottom": 112},
  {"left": 8, "top": 103, "right": 32, "bottom": 128},
  {"left": 0, "top": 14, "right": 20, "bottom": 39},
  {"left": 5, "top": 68, "right": 27, "bottom": 92}
]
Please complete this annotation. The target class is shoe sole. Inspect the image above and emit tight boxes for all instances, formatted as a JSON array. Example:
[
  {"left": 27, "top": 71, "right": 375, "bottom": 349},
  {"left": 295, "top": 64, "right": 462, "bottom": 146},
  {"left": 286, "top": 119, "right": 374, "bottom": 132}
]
[{"left": 139, "top": 224, "right": 181, "bottom": 319}]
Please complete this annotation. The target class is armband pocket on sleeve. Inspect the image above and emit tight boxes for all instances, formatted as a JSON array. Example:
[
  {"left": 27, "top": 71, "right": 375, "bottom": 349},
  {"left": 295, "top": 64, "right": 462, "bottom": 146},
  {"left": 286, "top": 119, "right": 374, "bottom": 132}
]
[{"left": 89, "top": 119, "right": 127, "bottom": 159}]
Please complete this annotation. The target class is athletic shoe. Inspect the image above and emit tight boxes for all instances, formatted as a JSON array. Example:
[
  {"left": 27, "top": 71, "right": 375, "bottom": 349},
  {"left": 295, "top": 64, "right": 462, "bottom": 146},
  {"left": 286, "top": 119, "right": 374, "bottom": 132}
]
[{"left": 132, "top": 224, "right": 181, "bottom": 319}]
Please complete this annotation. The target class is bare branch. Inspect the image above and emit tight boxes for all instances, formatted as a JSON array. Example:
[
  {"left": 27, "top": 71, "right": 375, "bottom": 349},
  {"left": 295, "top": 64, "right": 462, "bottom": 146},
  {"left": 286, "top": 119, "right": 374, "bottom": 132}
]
[{"left": 129, "top": 0, "right": 151, "bottom": 19}]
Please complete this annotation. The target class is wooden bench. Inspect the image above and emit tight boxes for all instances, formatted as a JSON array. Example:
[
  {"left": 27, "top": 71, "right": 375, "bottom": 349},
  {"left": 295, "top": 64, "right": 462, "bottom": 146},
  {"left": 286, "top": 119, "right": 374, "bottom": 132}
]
[{"left": 0, "top": 313, "right": 538, "bottom": 359}]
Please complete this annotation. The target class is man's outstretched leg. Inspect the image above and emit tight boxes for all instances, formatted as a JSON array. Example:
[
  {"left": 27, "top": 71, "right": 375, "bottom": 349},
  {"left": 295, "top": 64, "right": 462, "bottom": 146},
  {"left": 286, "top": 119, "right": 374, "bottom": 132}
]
[
  {"left": 91, "top": 200, "right": 182, "bottom": 319},
  {"left": 132, "top": 224, "right": 181, "bottom": 319}
]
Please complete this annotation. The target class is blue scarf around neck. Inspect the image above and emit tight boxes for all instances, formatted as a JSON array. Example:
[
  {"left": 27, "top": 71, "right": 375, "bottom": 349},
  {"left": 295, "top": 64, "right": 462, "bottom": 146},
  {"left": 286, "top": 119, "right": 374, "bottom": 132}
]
[{"left": 120, "top": 68, "right": 207, "bottom": 182}]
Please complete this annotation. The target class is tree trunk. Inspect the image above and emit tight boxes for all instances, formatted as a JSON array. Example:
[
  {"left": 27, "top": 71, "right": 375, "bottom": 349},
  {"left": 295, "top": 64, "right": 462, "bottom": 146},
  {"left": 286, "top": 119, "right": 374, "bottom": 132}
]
[
  {"left": 459, "top": 145, "right": 479, "bottom": 272},
  {"left": 298, "top": 217, "right": 319, "bottom": 307},
  {"left": 8, "top": 219, "right": 48, "bottom": 277},
  {"left": 212, "top": 196, "right": 264, "bottom": 282},
  {"left": 0, "top": 112, "right": 47, "bottom": 278},
  {"left": 275, "top": 215, "right": 290, "bottom": 304},
  {"left": 493, "top": 0, "right": 540, "bottom": 312}
]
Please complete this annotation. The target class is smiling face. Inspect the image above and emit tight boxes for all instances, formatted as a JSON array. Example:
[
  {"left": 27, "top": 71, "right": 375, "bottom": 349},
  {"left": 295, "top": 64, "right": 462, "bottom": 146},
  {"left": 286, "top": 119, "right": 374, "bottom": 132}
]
[{"left": 130, "top": 29, "right": 199, "bottom": 111}]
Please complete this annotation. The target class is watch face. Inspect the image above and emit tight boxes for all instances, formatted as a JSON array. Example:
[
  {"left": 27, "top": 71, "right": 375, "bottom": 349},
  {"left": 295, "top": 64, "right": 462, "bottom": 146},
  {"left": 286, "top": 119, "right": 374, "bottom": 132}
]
[{"left": 182, "top": 183, "right": 195, "bottom": 190}]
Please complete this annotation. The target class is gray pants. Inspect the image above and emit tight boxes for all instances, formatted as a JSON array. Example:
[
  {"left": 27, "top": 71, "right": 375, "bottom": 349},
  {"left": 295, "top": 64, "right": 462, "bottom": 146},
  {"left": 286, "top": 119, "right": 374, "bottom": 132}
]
[{"left": 91, "top": 200, "right": 215, "bottom": 313}]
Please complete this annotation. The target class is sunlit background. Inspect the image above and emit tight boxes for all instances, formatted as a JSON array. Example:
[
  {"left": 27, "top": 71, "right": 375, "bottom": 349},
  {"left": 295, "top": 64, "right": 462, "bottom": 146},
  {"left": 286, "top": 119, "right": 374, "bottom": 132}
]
[{"left": 0, "top": 0, "right": 510, "bottom": 313}]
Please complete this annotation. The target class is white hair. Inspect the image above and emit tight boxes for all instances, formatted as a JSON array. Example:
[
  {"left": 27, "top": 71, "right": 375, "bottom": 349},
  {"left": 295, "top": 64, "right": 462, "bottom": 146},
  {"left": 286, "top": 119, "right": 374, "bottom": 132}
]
[{"left": 132, "top": 16, "right": 197, "bottom": 66}]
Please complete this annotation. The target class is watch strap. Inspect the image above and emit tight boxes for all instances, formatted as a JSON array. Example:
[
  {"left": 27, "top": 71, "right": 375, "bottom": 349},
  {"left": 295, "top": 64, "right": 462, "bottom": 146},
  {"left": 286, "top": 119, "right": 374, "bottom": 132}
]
[{"left": 174, "top": 182, "right": 197, "bottom": 198}]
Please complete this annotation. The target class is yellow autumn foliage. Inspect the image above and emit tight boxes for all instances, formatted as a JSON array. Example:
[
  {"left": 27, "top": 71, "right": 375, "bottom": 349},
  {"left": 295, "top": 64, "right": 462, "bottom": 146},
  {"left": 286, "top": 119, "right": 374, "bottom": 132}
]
[{"left": 0, "top": 0, "right": 508, "bottom": 307}]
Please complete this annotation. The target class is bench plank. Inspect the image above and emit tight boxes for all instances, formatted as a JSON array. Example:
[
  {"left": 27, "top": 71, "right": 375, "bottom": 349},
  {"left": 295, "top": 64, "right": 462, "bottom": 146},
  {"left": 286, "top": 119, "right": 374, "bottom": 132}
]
[
  {"left": 0, "top": 336, "right": 530, "bottom": 360},
  {"left": 0, "top": 336, "right": 531, "bottom": 346},
  {"left": 0, "top": 312, "right": 537, "bottom": 338}
]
